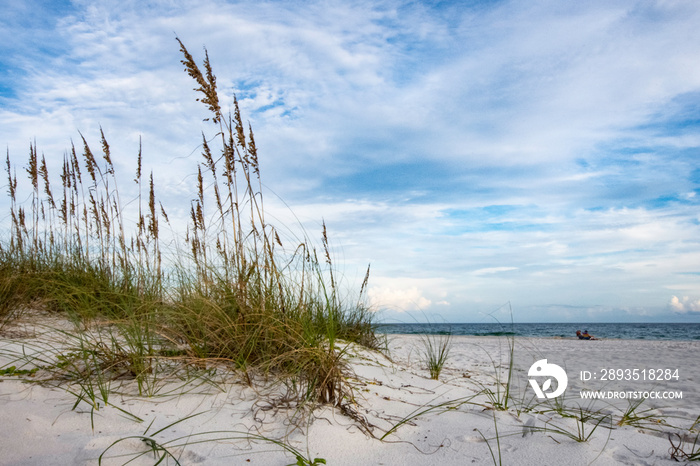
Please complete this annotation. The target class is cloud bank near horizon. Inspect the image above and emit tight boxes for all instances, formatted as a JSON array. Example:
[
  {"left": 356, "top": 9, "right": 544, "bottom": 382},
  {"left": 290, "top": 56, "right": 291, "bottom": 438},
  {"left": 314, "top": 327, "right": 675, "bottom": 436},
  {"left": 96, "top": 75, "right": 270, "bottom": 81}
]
[{"left": 1, "top": 0, "right": 700, "bottom": 322}]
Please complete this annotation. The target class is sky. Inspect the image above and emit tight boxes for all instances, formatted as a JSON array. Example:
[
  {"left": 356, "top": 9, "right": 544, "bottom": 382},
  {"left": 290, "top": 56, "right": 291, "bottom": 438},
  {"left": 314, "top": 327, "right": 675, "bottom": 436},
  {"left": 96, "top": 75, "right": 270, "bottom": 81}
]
[{"left": 1, "top": 0, "right": 700, "bottom": 323}]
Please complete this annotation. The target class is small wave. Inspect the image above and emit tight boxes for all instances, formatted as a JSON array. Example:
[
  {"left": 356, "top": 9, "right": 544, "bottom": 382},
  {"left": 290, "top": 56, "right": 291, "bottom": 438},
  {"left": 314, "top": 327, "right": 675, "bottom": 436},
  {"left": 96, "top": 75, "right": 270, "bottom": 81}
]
[{"left": 478, "top": 331, "right": 517, "bottom": 336}]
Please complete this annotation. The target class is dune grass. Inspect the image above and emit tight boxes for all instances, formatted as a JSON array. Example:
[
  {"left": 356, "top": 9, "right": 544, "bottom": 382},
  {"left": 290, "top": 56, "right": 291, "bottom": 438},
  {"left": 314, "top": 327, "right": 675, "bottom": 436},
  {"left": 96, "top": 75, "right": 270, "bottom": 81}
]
[
  {"left": 0, "top": 38, "right": 378, "bottom": 408},
  {"left": 419, "top": 331, "right": 452, "bottom": 380}
]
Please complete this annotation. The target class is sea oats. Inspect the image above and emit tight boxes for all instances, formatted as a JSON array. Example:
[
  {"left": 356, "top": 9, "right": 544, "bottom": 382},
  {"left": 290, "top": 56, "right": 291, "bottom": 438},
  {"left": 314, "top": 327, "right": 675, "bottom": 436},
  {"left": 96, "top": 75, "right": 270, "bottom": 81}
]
[
  {"left": 100, "top": 199, "right": 111, "bottom": 239},
  {"left": 39, "top": 155, "right": 55, "bottom": 209},
  {"left": 27, "top": 141, "right": 38, "bottom": 191},
  {"left": 177, "top": 38, "right": 221, "bottom": 123},
  {"left": 6, "top": 152, "right": 16, "bottom": 202},
  {"left": 197, "top": 164, "right": 204, "bottom": 205},
  {"left": 80, "top": 135, "right": 98, "bottom": 184},
  {"left": 70, "top": 141, "right": 82, "bottom": 185},
  {"left": 201, "top": 132, "right": 215, "bottom": 175},
  {"left": 248, "top": 124, "right": 259, "bottom": 177},
  {"left": 60, "top": 155, "right": 70, "bottom": 190},
  {"left": 360, "top": 264, "right": 371, "bottom": 297},
  {"left": 100, "top": 128, "right": 113, "bottom": 175},
  {"left": 159, "top": 202, "right": 169, "bottom": 223},
  {"left": 148, "top": 172, "right": 158, "bottom": 240},
  {"left": 134, "top": 137, "right": 142, "bottom": 184},
  {"left": 233, "top": 96, "right": 246, "bottom": 148}
]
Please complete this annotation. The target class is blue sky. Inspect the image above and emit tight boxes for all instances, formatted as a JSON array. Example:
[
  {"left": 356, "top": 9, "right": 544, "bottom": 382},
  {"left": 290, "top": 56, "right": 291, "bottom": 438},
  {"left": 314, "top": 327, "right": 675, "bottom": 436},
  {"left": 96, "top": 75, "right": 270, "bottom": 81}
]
[{"left": 2, "top": 0, "right": 700, "bottom": 323}]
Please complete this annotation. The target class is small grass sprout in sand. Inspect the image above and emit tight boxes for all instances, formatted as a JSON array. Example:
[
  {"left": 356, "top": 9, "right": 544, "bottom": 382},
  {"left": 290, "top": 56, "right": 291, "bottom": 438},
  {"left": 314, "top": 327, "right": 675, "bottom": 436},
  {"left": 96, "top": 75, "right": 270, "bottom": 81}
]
[
  {"left": 480, "top": 408, "right": 613, "bottom": 466},
  {"left": 419, "top": 331, "right": 452, "bottom": 380},
  {"left": 98, "top": 411, "right": 328, "bottom": 466},
  {"left": 379, "top": 393, "right": 481, "bottom": 441},
  {"left": 616, "top": 396, "right": 663, "bottom": 429},
  {"left": 540, "top": 407, "right": 613, "bottom": 443},
  {"left": 473, "top": 304, "right": 517, "bottom": 411}
]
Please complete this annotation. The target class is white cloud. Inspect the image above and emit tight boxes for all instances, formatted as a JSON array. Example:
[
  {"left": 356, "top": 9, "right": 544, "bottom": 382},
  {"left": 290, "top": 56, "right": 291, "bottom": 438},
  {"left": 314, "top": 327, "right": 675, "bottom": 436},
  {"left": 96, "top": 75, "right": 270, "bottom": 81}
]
[
  {"left": 368, "top": 286, "right": 431, "bottom": 312},
  {"left": 669, "top": 296, "right": 700, "bottom": 314}
]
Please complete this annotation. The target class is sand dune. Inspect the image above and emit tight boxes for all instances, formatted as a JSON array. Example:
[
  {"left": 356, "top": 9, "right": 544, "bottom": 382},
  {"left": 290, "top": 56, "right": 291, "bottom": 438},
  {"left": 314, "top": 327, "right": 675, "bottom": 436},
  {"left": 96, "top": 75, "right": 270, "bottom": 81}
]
[{"left": 2, "top": 327, "right": 699, "bottom": 465}]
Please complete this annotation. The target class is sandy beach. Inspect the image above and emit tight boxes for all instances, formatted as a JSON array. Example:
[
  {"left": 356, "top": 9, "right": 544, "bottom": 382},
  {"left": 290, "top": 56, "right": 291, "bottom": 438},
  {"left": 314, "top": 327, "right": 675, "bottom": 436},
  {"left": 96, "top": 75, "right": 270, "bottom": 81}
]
[{"left": 2, "top": 322, "right": 699, "bottom": 465}]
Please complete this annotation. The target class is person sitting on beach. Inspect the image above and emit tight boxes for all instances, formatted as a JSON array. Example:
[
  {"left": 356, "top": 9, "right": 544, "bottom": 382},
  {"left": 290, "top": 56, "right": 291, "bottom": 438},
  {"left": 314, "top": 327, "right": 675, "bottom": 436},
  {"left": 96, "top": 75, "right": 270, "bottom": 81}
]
[
  {"left": 581, "top": 330, "right": 597, "bottom": 340},
  {"left": 576, "top": 330, "right": 586, "bottom": 340}
]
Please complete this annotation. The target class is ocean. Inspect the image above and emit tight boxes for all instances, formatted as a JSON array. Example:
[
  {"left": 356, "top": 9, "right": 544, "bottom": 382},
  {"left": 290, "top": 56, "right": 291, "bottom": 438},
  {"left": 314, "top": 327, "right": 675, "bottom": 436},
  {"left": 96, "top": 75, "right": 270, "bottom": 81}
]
[{"left": 375, "top": 322, "right": 700, "bottom": 341}]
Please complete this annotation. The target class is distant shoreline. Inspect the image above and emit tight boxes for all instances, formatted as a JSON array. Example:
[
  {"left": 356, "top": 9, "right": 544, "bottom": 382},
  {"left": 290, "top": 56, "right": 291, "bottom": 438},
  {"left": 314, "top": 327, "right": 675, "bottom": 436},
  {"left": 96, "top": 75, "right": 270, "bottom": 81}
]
[{"left": 376, "top": 322, "right": 700, "bottom": 340}]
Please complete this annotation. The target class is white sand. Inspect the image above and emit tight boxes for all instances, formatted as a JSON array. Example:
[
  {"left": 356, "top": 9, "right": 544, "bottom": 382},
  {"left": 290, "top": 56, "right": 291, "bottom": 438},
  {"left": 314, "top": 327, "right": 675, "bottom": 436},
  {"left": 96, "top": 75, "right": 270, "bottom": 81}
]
[{"left": 1, "top": 323, "right": 699, "bottom": 465}]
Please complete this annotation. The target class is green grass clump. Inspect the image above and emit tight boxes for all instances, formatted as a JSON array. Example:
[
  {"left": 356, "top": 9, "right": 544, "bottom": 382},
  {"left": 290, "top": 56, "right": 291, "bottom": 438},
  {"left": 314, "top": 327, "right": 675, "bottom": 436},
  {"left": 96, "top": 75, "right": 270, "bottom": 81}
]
[
  {"left": 0, "top": 38, "right": 378, "bottom": 408},
  {"left": 419, "top": 331, "right": 452, "bottom": 380}
]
